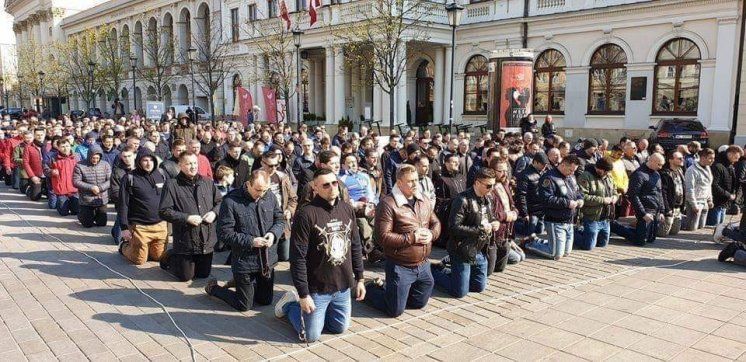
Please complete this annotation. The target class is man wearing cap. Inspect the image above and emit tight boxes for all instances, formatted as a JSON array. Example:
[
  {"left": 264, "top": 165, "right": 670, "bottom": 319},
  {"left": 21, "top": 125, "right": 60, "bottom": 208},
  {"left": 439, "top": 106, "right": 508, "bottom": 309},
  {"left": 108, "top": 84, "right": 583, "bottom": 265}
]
[{"left": 576, "top": 158, "right": 618, "bottom": 250}]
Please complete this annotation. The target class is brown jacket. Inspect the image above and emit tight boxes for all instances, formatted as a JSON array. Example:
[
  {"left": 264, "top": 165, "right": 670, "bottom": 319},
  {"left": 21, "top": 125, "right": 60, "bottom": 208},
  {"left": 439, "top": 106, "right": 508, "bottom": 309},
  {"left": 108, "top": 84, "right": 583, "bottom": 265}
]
[
  {"left": 375, "top": 185, "right": 441, "bottom": 267},
  {"left": 274, "top": 170, "right": 298, "bottom": 239}
]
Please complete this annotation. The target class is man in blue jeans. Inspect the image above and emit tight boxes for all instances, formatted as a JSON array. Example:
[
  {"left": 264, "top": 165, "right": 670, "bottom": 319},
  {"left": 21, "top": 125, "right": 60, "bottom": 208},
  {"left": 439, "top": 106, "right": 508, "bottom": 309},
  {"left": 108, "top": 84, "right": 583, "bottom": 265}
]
[
  {"left": 431, "top": 168, "right": 499, "bottom": 298},
  {"left": 611, "top": 153, "right": 666, "bottom": 246},
  {"left": 365, "top": 164, "right": 441, "bottom": 317},
  {"left": 575, "top": 158, "right": 618, "bottom": 250},
  {"left": 275, "top": 169, "right": 366, "bottom": 342}
]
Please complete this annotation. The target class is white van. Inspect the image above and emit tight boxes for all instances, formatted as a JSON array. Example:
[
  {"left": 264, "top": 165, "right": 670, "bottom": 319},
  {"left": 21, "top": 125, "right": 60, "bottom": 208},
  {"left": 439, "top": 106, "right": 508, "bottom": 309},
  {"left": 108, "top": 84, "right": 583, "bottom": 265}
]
[{"left": 172, "top": 105, "right": 211, "bottom": 121}]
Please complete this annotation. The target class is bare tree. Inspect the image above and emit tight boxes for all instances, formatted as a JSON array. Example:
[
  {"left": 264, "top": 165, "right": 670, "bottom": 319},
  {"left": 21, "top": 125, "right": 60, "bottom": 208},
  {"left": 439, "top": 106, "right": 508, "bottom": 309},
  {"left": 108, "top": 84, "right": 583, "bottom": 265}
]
[
  {"left": 189, "top": 12, "right": 237, "bottom": 123},
  {"left": 133, "top": 23, "right": 176, "bottom": 102},
  {"left": 56, "top": 29, "right": 100, "bottom": 109},
  {"left": 16, "top": 40, "right": 45, "bottom": 108},
  {"left": 98, "top": 28, "right": 125, "bottom": 105},
  {"left": 336, "top": 0, "right": 433, "bottom": 129}
]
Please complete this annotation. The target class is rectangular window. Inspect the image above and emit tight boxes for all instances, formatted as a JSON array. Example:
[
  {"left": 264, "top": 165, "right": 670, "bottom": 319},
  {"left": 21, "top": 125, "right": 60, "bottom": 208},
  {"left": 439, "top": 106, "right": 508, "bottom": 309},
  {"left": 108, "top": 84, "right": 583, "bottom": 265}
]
[
  {"left": 268, "top": 0, "right": 278, "bottom": 18},
  {"left": 230, "top": 8, "right": 239, "bottom": 42},
  {"left": 248, "top": 4, "right": 257, "bottom": 22},
  {"left": 296, "top": 0, "right": 307, "bottom": 11}
]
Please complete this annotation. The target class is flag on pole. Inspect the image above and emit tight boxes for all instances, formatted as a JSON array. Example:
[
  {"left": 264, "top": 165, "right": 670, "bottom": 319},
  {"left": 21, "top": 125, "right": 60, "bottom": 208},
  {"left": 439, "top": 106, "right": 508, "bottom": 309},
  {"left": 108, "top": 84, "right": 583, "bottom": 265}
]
[
  {"left": 262, "top": 86, "right": 278, "bottom": 124},
  {"left": 232, "top": 87, "right": 253, "bottom": 126},
  {"left": 280, "top": 0, "right": 292, "bottom": 30},
  {"left": 309, "top": 0, "right": 321, "bottom": 27}
]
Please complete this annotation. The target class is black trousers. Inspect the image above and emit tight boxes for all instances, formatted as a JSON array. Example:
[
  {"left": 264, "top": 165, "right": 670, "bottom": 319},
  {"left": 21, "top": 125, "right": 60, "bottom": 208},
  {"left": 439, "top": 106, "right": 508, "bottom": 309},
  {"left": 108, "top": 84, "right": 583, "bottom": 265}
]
[
  {"left": 2, "top": 167, "right": 11, "bottom": 186},
  {"left": 211, "top": 269, "right": 275, "bottom": 311},
  {"left": 26, "top": 180, "right": 44, "bottom": 201},
  {"left": 78, "top": 205, "right": 108, "bottom": 228},
  {"left": 169, "top": 253, "right": 213, "bottom": 282}
]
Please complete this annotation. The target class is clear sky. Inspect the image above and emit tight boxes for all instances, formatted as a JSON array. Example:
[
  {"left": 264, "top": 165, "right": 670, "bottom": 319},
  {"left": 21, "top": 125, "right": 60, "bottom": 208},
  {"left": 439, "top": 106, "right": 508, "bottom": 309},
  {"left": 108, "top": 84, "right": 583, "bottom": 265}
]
[{"left": 0, "top": 9, "right": 15, "bottom": 46}]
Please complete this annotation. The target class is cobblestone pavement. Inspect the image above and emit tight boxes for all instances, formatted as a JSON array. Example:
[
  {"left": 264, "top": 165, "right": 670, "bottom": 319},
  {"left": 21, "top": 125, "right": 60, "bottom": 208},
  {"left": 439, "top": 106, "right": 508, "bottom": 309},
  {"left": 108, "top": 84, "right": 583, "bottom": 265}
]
[{"left": 1, "top": 185, "right": 745, "bottom": 361}]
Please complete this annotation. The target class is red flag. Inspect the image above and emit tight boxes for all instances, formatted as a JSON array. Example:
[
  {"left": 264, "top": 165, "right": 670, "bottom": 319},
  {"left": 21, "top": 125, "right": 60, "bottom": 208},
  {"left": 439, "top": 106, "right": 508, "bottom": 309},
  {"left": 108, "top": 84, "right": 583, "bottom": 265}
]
[
  {"left": 280, "top": 0, "right": 291, "bottom": 30},
  {"left": 233, "top": 87, "right": 253, "bottom": 126},
  {"left": 309, "top": 0, "right": 321, "bottom": 27},
  {"left": 262, "top": 86, "right": 278, "bottom": 124}
]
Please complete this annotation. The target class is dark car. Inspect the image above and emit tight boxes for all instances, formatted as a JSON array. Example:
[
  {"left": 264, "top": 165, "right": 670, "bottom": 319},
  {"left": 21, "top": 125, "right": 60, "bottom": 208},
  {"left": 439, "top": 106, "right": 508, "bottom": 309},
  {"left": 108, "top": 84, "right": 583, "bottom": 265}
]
[
  {"left": 648, "top": 119, "right": 709, "bottom": 150},
  {"left": 86, "top": 108, "right": 103, "bottom": 118},
  {"left": 70, "top": 110, "right": 85, "bottom": 120},
  {"left": 6, "top": 107, "right": 25, "bottom": 120}
]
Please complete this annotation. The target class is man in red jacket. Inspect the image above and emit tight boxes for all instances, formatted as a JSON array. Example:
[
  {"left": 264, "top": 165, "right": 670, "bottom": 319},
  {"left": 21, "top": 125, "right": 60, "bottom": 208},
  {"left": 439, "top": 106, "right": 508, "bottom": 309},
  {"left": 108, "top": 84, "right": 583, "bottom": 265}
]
[
  {"left": 49, "top": 138, "right": 79, "bottom": 216},
  {"left": 0, "top": 130, "right": 9, "bottom": 186},
  {"left": 23, "top": 128, "right": 46, "bottom": 201},
  {"left": 3, "top": 128, "right": 23, "bottom": 189},
  {"left": 187, "top": 139, "right": 214, "bottom": 180}
]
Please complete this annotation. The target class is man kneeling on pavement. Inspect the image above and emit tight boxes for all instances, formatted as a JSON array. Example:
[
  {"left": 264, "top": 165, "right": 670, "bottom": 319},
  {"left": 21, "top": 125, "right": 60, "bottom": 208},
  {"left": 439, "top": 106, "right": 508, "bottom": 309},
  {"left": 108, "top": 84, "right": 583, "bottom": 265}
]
[{"left": 364, "top": 164, "right": 441, "bottom": 317}]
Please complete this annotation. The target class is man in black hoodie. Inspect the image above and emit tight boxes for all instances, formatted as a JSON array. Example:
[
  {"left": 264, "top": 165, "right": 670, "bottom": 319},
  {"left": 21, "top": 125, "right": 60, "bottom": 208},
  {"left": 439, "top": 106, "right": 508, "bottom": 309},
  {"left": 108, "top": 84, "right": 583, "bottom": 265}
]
[
  {"left": 110, "top": 145, "right": 137, "bottom": 244},
  {"left": 118, "top": 149, "right": 168, "bottom": 265},
  {"left": 707, "top": 146, "right": 743, "bottom": 226}
]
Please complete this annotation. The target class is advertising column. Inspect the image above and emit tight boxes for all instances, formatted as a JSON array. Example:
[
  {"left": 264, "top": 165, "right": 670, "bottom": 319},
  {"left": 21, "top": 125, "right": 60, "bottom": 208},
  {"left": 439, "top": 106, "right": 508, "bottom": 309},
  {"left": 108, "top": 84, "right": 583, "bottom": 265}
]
[{"left": 488, "top": 49, "right": 535, "bottom": 132}]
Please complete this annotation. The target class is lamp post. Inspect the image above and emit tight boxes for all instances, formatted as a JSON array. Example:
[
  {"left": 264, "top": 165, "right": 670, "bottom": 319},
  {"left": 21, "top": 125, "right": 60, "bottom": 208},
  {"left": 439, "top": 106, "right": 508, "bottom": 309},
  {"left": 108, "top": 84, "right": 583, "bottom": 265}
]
[
  {"left": 87, "top": 61, "right": 96, "bottom": 109},
  {"left": 0, "top": 76, "right": 7, "bottom": 108},
  {"left": 17, "top": 75, "right": 23, "bottom": 108},
  {"left": 37, "top": 71, "right": 45, "bottom": 115},
  {"left": 445, "top": 2, "right": 464, "bottom": 132},
  {"left": 292, "top": 28, "right": 304, "bottom": 128},
  {"left": 188, "top": 47, "right": 197, "bottom": 123},
  {"left": 130, "top": 55, "right": 138, "bottom": 113}
]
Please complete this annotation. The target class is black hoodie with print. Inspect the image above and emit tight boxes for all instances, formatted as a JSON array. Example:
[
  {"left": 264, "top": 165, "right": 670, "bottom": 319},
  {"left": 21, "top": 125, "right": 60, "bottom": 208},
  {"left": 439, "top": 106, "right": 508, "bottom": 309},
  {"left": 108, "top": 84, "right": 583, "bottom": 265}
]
[{"left": 119, "top": 149, "right": 167, "bottom": 229}]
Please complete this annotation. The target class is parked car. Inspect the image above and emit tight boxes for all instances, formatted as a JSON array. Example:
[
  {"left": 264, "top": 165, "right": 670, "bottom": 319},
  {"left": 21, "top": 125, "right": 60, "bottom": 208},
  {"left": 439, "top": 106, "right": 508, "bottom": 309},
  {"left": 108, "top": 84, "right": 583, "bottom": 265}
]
[
  {"left": 648, "top": 118, "right": 709, "bottom": 150},
  {"left": 70, "top": 110, "right": 85, "bottom": 120},
  {"left": 6, "top": 107, "right": 25, "bottom": 120},
  {"left": 86, "top": 108, "right": 103, "bottom": 118}
]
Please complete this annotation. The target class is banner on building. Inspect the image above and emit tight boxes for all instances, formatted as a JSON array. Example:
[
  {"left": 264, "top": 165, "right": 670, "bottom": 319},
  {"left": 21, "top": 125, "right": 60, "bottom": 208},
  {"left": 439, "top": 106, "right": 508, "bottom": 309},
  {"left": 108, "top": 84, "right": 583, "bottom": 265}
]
[
  {"left": 309, "top": 0, "right": 321, "bottom": 26},
  {"left": 499, "top": 61, "right": 533, "bottom": 129},
  {"left": 232, "top": 87, "right": 253, "bottom": 126},
  {"left": 262, "top": 86, "right": 278, "bottom": 124}
]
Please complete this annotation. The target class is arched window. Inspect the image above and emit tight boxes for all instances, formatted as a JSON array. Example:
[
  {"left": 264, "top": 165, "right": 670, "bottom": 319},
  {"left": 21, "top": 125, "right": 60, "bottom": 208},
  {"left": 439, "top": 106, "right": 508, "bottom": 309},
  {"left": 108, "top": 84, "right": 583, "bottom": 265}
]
[
  {"left": 463, "top": 55, "right": 489, "bottom": 114},
  {"left": 588, "top": 44, "right": 627, "bottom": 114},
  {"left": 653, "top": 38, "right": 701, "bottom": 115},
  {"left": 534, "top": 49, "right": 566, "bottom": 114}
]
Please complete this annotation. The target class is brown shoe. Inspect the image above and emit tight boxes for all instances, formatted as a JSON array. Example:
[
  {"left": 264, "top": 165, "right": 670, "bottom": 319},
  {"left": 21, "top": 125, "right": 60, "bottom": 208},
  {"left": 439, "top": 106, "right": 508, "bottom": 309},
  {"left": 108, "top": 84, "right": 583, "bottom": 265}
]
[{"left": 204, "top": 279, "right": 218, "bottom": 296}]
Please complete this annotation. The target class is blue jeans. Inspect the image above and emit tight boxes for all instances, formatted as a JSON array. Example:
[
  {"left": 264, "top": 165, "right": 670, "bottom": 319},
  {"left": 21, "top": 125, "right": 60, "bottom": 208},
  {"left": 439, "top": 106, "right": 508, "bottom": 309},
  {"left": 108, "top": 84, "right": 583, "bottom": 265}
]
[
  {"left": 706, "top": 206, "right": 726, "bottom": 226},
  {"left": 515, "top": 215, "right": 545, "bottom": 236},
  {"left": 525, "top": 222, "right": 573, "bottom": 259},
  {"left": 575, "top": 220, "right": 610, "bottom": 251},
  {"left": 611, "top": 217, "right": 658, "bottom": 246},
  {"left": 366, "top": 261, "right": 433, "bottom": 317},
  {"left": 56, "top": 195, "right": 79, "bottom": 216},
  {"left": 46, "top": 179, "right": 57, "bottom": 209},
  {"left": 284, "top": 288, "right": 351, "bottom": 342},
  {"left": 112, "top": 218, "right": 122, "bottom": 244},
  {"left": 431, "top": 253, "right": 488, "bottom": 298}
]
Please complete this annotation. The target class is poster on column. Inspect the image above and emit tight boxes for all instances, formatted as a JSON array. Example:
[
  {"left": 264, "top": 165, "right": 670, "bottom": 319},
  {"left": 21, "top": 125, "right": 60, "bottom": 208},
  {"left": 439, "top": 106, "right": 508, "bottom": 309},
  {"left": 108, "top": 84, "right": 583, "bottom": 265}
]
[
  {"left": 499, "top": 61, "right": 533, "bottom": 128},
  {"left": 262, "top": 86, "right": 278, "bottom": 124}
]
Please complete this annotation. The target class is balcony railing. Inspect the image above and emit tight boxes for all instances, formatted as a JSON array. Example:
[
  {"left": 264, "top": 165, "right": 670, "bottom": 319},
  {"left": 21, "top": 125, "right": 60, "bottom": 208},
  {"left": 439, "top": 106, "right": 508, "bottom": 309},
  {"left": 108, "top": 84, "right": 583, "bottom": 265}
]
[{"left": 537, "top": 0, "right": 565, "bottom": 9}]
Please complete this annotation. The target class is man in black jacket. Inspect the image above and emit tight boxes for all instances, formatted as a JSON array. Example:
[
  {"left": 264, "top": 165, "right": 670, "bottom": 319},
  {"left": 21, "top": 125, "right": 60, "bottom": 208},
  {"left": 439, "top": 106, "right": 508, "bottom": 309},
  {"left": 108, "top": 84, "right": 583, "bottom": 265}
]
[
  {"left": 658, "top": 151, "right": 686, "bottom": 236},
  {"left": 707, "top": 146, "right": 743, "bottom": 226},
  {"left": 293, "top": 138, "right": 315, "bottom": 191},
  {"left": 158, "top": 152, "right": 222, "bottom": 282},
  {"left": 118, "top": 149, "right": 168, "bottom": 265},
  {"left": 110, "top": 146, "right": 136, "bottom": 244},
  {"left": 611, "top": 153, "right": 666, "bottom": 246},
  {"left": 274, "top": 168, "right": 365, "bottom": 342},
  {"left": 515, "top": 152, "right": 548, "bottom": 237},
  {"left": 433, "top": 153, "right": 466, "bottom": 247},
  {"left": 160, "top": 138, "right": 187, "bottom": 179},
  {"left": 431, "top": 168, "right": 499, "bottom": 298},
  {"left": 206, "top": 170, "right": 285, "bottom": 311},
  {"left": 215, "top": 141, "right": 251, "bottom": 188}
]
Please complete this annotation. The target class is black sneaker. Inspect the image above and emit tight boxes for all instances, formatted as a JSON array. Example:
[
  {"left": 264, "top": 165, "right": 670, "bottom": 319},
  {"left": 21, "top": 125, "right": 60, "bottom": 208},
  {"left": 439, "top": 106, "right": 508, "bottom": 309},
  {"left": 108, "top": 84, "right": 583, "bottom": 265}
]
[
  {"left": 160, "top": 249, "right": 171, "bottom": 270},
  {"left": 118, "top": 240, "right": 128, "bottom": 255},
  {"left": 719, "top": 242, "right": 739, "bottom": 262},
  {"left": 204, "top": 279, "right": 218, "bottom": 296}
]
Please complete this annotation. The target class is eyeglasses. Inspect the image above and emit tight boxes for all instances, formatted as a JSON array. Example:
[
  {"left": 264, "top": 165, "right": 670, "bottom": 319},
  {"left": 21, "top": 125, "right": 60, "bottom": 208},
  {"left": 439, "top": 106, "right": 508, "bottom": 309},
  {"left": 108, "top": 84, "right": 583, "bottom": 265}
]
[
  {"left": 480, "top": 180, "right": 496, "bottom": 188},
  {"left": 321, "top": 180, "right": 339, "bottom": 189},
  {"left": 264, "top": 162, "right": 279, "bottom": 168}
]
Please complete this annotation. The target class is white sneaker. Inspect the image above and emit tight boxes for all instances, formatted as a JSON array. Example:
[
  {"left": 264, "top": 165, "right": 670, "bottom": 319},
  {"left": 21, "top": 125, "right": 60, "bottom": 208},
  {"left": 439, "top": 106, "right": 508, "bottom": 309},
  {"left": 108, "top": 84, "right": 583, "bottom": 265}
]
[
  {"left": 274, "top": 290, "right": 299, "bottom": 318},
  {"left": 713, "top": 223, "right": 731, "bottom": 244}
]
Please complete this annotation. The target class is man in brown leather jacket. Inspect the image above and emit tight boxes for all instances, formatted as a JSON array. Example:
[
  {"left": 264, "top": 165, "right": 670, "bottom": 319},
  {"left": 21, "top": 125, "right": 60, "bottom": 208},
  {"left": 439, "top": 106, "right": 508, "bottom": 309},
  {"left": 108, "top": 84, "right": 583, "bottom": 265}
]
[{"left": 365, "top": 164, "right": 441, "bottom": 317}]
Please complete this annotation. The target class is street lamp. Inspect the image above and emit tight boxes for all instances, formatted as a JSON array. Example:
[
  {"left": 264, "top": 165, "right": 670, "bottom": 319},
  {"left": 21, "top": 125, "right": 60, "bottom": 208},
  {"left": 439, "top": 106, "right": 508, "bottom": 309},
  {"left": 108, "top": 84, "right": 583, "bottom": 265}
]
[
  {"left": 130, "top": 55, "right": 138, "bottom": 113},
  {"left": 87, "top": 61, "right": 96, "bottom": 109},
  {"left": 17, "top": 75, "right": 23, "bottom": 108},
  {"left": 188, "top": 47, "right": 197, "bottom": 123},
  {"left": 37, "top": 71, "right": 45, "bottom": 114},
  {"left": 292, "top": 28, "right": 304, "bottom": 128},
  {"left": 445, "top": 2, "right": 464, "bottom": 132}
]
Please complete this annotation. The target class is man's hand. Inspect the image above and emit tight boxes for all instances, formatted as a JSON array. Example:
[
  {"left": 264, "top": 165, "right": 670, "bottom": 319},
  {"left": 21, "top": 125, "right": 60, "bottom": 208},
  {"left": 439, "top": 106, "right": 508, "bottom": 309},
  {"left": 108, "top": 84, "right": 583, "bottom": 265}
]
[
  {"left": 708, "top": 201, "right": 714, "bottom": 209},
  {"left": 263, "top": 233, "right": 275, "bottom": 248},
  {"left": 252, "top": 236, "right": 268, "bottom": 248},
  {"left": 91, "top": 186, "right": 100, "bottom": 195},
  {"left": 284, "top": 210, "right": 292, "bottom": 220},
  {"left": 121, "top": 229, "right": 132, "bottom": 241},
  {"left": 481, "top": 221, "right": 493, "bottom": 234},
  {"left": 658, "top": 213, "right": 666, "bottom": 222},
  {"left": 415, "top": 228, "right": 432, "bottom": 245},
  {"left": 569, "top": 200, "right": 578, "bottom": 209},
  {"left": 355, "top": 280, "right": 366, "bottom": 301},
  {"left": 490, "top": 221, "right": 501, "bottom": 232},
  {"left": 603, "top": 197, "right": 612, "bottom": 205},
  {"left": 353, "top": 201, "right": 366, "bottom": 210},
  {"left": 50, "top": 169, "right": 59, "bottom": 177},
  {"left": 30, "top": 176, "right": 40, "bottom": 184},
  {"left": 5, "top": 168, "right": 11, "bottom": 176},
  {"left": 643, "top": 214, "right": 654, "bottom": 223},
  {"left": 202, "top": 211, "right": 216, "bottom": 224},
  {"left": 611, "top": 195, "right": 619, "bottom": 204},
  {"left": 577, "top": 200, "right": 584, "bottom": 209},
  {"left": 299, "top": 295, "right": 316, "bottom": 314},
  {"left": 186, "top": 215, "right": 203, "bottom": 226},
  {"left": 730, "top": 194, "right": 736, "bottom": 201}
]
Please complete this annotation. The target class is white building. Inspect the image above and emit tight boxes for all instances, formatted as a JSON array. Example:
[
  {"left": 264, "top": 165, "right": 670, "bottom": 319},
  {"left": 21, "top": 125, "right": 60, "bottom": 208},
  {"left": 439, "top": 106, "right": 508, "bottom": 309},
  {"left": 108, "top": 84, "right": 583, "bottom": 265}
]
[{"left": 6, "top": 0, "right": 744, "bottom": 144}]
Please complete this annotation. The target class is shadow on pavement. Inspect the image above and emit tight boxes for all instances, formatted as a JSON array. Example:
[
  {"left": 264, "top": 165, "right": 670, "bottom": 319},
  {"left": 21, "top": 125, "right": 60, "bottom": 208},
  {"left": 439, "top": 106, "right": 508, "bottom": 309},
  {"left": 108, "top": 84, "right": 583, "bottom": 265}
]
[{"left": 606, "top": 256, "right": 741, "bottom": 273}]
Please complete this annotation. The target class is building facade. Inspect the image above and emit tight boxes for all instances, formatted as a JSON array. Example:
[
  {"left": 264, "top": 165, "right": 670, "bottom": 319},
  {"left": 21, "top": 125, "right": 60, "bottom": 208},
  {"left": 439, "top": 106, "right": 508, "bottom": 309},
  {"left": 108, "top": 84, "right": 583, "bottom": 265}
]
[{"left": 6, "top": 0, "right": 744, "bottom": 143}]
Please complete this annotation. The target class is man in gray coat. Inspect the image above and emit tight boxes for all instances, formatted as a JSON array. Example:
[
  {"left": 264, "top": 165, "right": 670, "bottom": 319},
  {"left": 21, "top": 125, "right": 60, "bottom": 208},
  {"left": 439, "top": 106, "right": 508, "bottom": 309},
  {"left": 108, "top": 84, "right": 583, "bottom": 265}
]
[{"left": 73, "top": 144, "right": 112, "bottom": 228}]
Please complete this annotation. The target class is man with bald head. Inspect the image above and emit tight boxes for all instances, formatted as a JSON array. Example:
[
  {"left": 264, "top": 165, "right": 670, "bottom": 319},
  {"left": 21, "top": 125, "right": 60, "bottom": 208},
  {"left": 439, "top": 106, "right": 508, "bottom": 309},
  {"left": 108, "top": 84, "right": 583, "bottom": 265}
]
[
  {"left": 611, "top": 153, "right": 666, "bottom": 246},
  {"left": 207, "top": 170, "right": 285, "bottom": 311}
]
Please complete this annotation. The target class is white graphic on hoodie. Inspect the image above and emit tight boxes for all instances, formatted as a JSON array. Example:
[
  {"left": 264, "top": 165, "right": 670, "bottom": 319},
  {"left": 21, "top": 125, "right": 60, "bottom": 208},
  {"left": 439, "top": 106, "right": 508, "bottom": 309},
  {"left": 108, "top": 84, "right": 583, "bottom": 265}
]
[{"left": 314, "top": 219, "right": 352, "bottom": 266}]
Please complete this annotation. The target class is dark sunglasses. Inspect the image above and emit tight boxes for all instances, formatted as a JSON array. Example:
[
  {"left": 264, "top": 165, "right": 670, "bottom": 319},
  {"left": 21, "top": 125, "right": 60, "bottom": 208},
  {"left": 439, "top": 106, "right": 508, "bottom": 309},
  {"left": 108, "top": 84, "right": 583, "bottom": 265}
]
[
  {"left": 264, "top": 162, "right": 279, "bottom": 168},
  {"left": 321, "top": 180, "right": 339, "bottom": 189}
]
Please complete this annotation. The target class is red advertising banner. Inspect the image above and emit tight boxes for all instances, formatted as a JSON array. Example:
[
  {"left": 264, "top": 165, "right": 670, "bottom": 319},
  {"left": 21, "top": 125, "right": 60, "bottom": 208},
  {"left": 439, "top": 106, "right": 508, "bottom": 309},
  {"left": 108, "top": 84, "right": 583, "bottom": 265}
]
[
  {"left": 233, "top": 87, "right": 253, "bottom": 126},
  {"left": 499, "top": 61, "right": 533, "bottom": 129},
  {"left": 262, "top": 86, "right": 278, "bottom": 124}
]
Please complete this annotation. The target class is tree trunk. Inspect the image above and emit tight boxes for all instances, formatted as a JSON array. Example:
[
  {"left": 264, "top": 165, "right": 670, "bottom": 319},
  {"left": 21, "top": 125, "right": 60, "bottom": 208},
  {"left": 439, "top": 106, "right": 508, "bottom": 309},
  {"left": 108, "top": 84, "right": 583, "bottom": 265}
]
[{"left": 388, "top": 90, "right": 395, "bottom": 132}]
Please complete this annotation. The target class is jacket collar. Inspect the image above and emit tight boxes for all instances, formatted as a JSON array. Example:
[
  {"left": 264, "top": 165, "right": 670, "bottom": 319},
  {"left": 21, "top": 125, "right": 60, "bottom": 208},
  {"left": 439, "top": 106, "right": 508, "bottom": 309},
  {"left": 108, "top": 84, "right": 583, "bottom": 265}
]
[{"left": 391, "top": 184, "right": 422, "bottom": 207}]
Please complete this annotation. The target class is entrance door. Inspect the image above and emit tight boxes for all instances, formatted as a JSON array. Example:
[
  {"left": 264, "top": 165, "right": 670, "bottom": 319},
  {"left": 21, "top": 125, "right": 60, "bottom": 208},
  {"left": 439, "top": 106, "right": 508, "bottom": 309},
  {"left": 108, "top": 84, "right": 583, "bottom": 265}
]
[{"left": 415, "top": 60, "right": 434, "bottom": 126}]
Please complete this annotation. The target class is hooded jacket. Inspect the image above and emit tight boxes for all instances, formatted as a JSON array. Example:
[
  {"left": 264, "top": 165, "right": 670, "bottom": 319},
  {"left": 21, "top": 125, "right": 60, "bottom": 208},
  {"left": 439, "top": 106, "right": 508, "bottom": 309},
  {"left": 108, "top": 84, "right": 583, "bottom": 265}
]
[
  {"left": 101, "top": 145, "right": 120, "bottom": 167},
  {"left": 119, "top": 149, "right": 167, "bottom": 229},
  {"left": 684, "top": 161, "right": 713, "bottom": 206},
  {"left": 73, "top": 144, "right": 112, "bottom": 206},
  {"left": 711, "top": 152, "right": 737, "bottom": 208},
  {"left": 49, "top": 151, "right": 78, "bottom": 196}
]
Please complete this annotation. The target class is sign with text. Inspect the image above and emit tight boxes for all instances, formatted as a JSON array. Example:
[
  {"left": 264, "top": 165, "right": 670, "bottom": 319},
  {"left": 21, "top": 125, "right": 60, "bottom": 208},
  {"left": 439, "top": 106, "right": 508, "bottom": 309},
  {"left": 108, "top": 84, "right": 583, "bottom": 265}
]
[{"left": 146, "top": 102, "right": 165, "bottom": 120}]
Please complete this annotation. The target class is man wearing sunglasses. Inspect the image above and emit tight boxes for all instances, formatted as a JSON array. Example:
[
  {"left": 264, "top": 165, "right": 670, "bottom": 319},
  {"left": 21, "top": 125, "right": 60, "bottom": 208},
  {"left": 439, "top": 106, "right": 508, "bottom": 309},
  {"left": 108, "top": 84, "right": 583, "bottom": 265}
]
[
  {"left": 275, "top": 168, "right": 365, "bottom": 342},
  {"left": 525, "top": 155, "right": 583, "bottom": 260},
  {"left": 260, "top": 151, "right": 297, "bottom": 261},
  {"left": 431, "top": 168, "right": 499, "bottom": 298}
]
